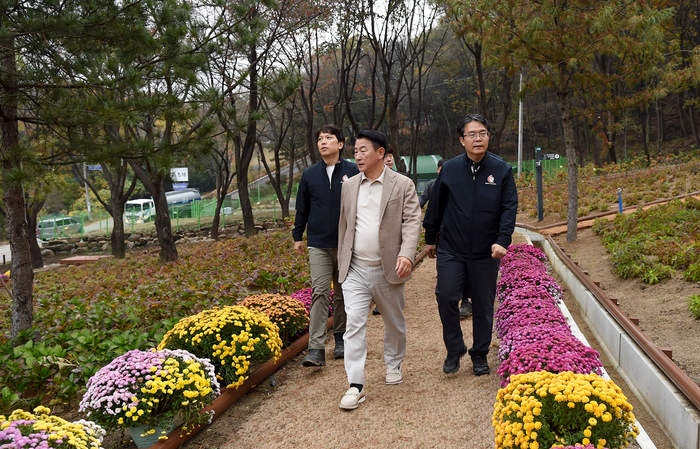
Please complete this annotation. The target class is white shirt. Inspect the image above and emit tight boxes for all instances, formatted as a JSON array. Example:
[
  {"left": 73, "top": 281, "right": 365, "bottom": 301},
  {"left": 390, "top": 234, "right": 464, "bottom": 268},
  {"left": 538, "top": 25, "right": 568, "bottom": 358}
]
[
  {"left": 352, "top": 166, "right": 387, "bottom": 266},
  {"left": 326, "top": 165, "right": 334, "bottom": 184}
]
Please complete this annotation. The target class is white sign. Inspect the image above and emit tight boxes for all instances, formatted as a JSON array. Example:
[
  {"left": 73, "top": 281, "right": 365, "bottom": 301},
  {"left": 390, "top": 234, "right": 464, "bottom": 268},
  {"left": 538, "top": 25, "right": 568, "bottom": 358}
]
[{"left": 170, "top": 167, "right": 189, "bottom": 182}]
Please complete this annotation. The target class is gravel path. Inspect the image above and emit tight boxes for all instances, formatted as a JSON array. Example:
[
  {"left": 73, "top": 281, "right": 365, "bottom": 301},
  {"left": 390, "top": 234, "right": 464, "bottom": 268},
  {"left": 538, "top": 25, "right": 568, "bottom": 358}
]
[{"left": 223, "top": 257, "right": 500, "bottom": 449}]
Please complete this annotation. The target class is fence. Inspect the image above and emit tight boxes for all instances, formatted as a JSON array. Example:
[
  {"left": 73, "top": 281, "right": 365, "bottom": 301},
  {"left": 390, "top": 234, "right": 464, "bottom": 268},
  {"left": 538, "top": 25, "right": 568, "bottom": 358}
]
[{"left": 509, "top": 157, "right": 568, "bottom": 181}]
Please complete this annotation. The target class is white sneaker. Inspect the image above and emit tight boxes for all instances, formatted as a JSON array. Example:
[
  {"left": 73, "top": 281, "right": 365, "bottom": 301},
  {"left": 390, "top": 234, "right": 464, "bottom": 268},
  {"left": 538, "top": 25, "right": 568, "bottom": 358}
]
[
  {"left": 339, "top": 387, "right": 365, "bottom": 410},
  {"left": 386, "top": 366, "right": 403, "bottom": 385}
]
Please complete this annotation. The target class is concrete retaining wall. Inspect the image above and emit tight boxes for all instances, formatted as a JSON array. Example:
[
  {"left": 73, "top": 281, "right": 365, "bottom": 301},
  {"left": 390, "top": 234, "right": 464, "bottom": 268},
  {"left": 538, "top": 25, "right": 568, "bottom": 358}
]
[{"left": 542, "top": 239, "right": 700, "bottom": 449}]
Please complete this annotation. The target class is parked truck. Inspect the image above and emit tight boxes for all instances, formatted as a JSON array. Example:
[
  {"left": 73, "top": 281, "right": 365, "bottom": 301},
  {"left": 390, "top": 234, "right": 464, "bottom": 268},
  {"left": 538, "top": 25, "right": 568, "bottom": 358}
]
[{"left": 124, "top": 188, "right": 201, "bottom": 224}]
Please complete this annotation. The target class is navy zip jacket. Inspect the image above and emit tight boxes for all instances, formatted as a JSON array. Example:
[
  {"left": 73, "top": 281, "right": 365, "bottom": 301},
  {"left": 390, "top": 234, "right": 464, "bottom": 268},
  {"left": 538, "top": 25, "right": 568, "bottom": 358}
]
[
  {"left": 293, "top": 158, "right": 359, "bottom": 248},
  {"left": 423, "top": 151, "right": 518, "bottom": 258}
]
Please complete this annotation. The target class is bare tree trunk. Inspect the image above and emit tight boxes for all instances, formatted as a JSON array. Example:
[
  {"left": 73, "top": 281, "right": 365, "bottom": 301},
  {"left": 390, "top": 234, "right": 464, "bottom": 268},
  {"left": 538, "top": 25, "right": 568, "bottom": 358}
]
[
  {"left": 129, "top": 161, "right": 178, "bottom": 262},
  {"left": 2, "top": 35, "right": 34, "bottom": 338},
  {"left": 678, "top": 94, "right": 688, "bottom": 138},
  {"left": 237, "top": 44, "right": 260, "bottom": 238},
  {"left": 640, "top": 106, "right": 651, "bottom": 165},
  {"left": 557, "top": 90, "right": 578, "bottom": 243},
  {"left": 587, "top": 121, "right": 603, "bottom": 167},
  {"left": 26, "top": 202, "right": 44, "bottom": 269},
  {"left": 80, "top": 161, "right": 137, "bottom": 259},
  {"left": 110, "top": 197, "right": 127, "bottom": 258},
  {"left": 490, "top": 73, "right": 513, "bottom": 155},
  {"left": 151, "top": 177, "right": 178, "bottom": 262},
  {"left": 656, "top": 98, "right": 664, "bottom": 156},
  {"left": 689, "top": 104, "right": 700, "bottom": 148}
]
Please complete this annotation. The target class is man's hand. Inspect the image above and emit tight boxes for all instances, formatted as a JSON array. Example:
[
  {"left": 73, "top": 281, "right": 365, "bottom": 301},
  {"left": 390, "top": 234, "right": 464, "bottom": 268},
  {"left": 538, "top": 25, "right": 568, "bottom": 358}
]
[
  {"left": 426, "top": 244, "right": 437, "bottom": 258},
  {"left": 395, "top": 256, "right": 413, "bottom": 278},
  {"left": 491, "top": 243, "right": 507, "bottom": 259},
  {"left": 294, "top": 241, "right": 306, "bottom": 256}
]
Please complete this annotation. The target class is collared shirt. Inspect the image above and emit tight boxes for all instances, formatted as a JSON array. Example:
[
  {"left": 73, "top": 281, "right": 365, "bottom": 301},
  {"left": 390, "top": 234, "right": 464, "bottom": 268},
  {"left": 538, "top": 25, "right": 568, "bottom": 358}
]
[{"left": 352, "top": 166, "right": 387, "bottom": 266}]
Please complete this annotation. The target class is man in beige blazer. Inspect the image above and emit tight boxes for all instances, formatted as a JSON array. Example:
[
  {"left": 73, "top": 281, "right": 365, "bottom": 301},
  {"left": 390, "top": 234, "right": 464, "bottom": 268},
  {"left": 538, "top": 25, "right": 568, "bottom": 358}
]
[{"left": 336, "top": 129, "right": 421, "bottom": 410}]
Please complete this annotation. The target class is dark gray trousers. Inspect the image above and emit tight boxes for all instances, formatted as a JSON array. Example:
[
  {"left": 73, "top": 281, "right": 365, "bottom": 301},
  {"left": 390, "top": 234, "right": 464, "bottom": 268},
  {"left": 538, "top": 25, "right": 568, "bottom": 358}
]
[{"left": 435, "top": 250, "right": 500, "bottom": 357}]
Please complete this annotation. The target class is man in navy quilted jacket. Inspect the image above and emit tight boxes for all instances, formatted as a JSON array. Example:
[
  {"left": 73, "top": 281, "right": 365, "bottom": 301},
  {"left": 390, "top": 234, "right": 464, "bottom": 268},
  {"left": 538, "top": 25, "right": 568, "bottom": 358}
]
[
  {"left": 423, "top": 113, "right": 518, "bottom": 376},
  {"left": 293, "top": 124, "right": 359, "bottom": 367}
]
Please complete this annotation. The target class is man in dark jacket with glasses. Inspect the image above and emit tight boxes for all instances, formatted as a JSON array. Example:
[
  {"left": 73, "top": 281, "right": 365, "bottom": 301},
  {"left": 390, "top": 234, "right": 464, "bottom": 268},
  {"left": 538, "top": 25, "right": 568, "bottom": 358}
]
[{"left": 423, "top": 113, "right": 518, "bottom": 376}]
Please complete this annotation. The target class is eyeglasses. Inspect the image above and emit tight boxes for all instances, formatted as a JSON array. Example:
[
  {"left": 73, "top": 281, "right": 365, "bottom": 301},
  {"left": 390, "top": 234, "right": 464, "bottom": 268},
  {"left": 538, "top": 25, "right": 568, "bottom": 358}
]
[{"left": 461, "top": 131, "right": 490, "bottom": 140}]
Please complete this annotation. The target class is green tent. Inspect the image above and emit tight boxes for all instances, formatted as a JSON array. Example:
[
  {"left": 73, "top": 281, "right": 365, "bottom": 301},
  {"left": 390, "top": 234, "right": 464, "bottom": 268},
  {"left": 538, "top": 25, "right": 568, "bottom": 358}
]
[
  {"left": 400, "top": 155, "right": 442, "bottom": 193},
  {"left": 344, "top": 155, "right": 442, "bottom": 194}
]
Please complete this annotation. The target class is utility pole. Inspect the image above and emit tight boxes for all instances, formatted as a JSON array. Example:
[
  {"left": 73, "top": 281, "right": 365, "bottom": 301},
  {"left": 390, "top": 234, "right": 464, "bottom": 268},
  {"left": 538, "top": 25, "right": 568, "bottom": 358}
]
[
  {"left": 517, "top": 71, "right": 523, "bottom": 176},
  {"left": 84, "top": 163, "right": 92, "bottom": 221}
]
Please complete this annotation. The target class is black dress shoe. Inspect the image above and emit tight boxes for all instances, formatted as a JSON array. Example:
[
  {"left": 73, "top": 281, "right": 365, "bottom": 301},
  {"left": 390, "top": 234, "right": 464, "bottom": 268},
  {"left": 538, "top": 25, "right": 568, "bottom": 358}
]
[
  {"left": 459, "top": 301, "right": 472, "bottom": 318},
  {"left": 334, "top": 333, "right": 345, "bottom": 359},
  {"left": 302, "top": 349, "right": 326, "bottom": 367},
  {"left": 443, "top": 346, "right": 468, "bottom": 374},
  {"left": 472, "top": 355, "right": 490, "bottom": 376},
  {"left": 372, "top": 306, "right": 381, "bottom": 315}
]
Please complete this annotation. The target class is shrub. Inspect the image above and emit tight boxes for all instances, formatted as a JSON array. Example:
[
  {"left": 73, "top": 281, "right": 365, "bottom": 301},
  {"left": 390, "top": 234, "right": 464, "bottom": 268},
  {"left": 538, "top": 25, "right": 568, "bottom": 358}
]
[
  {"left": 157, "top": 306, "right": 282, "bottom": 388},
  {"left": 688, "top": 295, "right": 700, "bottom": 319},
  {"left": 608, "top": 243, "right": 647, "bottom": 279},
  {"left": 79, "top": 349, "right": 219, "bottom": 437},
  {"left": 639, "top": 264, "right": 673, "bottom": 284},
  {"left": 0, "top": 405, "right": 105, "bottom": 448},
  {"left": 238, "top": 294, "right": 309, "bottom": 344},
  {"left": 685, "top": 262, "right": 700, "bottom": 283},
  {"left": 493, "top": 371, "right": 638, "bottom": 449}
]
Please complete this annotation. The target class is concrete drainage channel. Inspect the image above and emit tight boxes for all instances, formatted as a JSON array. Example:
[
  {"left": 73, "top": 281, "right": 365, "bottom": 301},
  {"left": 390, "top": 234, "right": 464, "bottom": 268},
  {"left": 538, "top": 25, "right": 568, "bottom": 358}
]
[{"left": 519, "top": 227, "right": 700, "bottom": 449}]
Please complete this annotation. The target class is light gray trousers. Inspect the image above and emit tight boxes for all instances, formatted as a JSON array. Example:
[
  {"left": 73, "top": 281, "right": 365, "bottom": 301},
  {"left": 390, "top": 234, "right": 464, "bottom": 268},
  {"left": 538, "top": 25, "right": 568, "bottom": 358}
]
[
  {"left": 308, "top": 247, "right": 346, "bottom": 350},
  {"left": 342, "top": 261, "right": 406, "bottom": 385}
]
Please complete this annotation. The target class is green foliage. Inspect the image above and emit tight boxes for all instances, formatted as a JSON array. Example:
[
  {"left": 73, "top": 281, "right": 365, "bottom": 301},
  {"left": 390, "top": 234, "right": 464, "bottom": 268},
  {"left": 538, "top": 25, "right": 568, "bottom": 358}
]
[
  {"left": 0, "top": 231, "right": 309, "bottom": 408},
  {"left": 689, "top": 295, "right": 700, "bottom": 319},
  {"left": 593, "top": 197, "right": 700, "bottom": 285},
  {"left": 685, "top": 263, "right": 700, "bottom": 283}
]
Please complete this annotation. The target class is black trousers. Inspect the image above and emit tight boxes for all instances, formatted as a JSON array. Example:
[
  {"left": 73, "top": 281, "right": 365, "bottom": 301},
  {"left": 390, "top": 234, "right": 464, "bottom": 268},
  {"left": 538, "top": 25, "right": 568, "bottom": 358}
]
[{"left": 435, "top": 250, "right": 500, "bottom": 357}]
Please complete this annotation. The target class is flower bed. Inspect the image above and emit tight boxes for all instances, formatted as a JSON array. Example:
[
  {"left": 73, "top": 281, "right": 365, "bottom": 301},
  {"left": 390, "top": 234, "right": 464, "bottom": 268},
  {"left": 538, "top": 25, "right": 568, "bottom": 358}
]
[
  {"left": 0, "top": 231, "right": 310, "bottom": 406},
  {"left": 493, "top": 244, "right": 636, "bottom": 448},
  {"left": 494, "top": 371, "right": 636, "bottom": 449},
  {"left": 289, "top": 288, "right": 335, "bottom": 316},
  {"left": 0, "top": 405, "right": 105, "bottom": 448},
  {"left": 78, "top": 349, "right": 219, "bottom": 438},
  {"left": 157, "top": 306, "right": 283, "bottom": 389},
  {"left": 238, "top": 294, "right": 309, "bottom": 344}
]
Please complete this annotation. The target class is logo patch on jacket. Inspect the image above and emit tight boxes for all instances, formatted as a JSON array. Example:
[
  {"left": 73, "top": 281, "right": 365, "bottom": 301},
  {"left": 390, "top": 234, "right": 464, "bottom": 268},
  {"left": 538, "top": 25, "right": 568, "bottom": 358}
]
[
  {"left": 485, "top": 175, "right": 496, "bottom": 185},
  {"left": 341, "top": 175, "right": 348, "bottom": 183}
]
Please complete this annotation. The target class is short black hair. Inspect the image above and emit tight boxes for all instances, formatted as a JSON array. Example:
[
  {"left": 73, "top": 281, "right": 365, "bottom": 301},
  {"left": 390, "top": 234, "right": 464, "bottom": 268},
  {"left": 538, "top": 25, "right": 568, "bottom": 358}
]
[
  {"left": 385, "top": 144, "right": 394, "bottom": 156},
  {"left": 457, "top": 113, "right": 490, "bottom": 136},
  {"left": 315, "top": 124, "right": 345, "bottom": 145},
  {"left": 356, "top": 129, "right": 389, "bottom": 155},
  {"left": 437, "top": 158, "right": 445, "bottom": 168}
]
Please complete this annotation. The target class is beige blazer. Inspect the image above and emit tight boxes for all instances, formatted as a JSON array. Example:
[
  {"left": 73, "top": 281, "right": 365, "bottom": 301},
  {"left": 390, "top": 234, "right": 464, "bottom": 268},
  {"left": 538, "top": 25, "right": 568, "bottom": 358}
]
[{"left": 338, "top": 168, "right": 422, "bottom": 284}]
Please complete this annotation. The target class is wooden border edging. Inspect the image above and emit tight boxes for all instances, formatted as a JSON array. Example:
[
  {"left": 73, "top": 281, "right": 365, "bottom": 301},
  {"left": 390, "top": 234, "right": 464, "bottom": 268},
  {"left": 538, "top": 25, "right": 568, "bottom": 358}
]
[
  {"left": 515, "top": 190, "right": 700, "bottom": 232},
  {"left": 544, "top": 235, "right": 700, "bottom": 448},
  {"left": 546, "top": 234, "right": 700, "bottom": 408},
  {"left": 150, "top": 248, "right": 428, "bottom": 449},
  {"left": 149, "top": 317, "right": 333, "bottom": 449}
]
